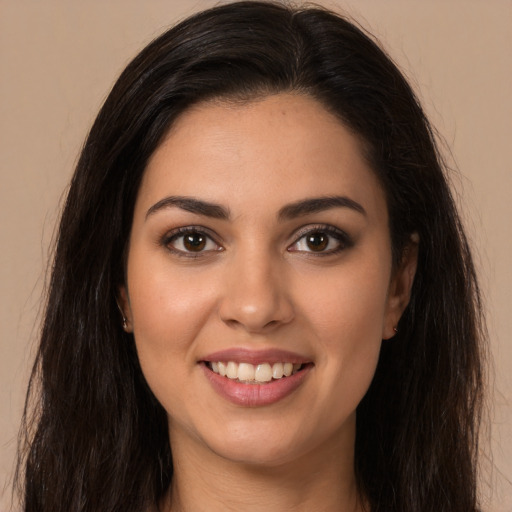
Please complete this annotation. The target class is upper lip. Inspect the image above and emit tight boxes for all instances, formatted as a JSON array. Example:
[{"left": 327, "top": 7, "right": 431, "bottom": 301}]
[{"left": 201, "top": 347, "right": 312, "bottom": 365}]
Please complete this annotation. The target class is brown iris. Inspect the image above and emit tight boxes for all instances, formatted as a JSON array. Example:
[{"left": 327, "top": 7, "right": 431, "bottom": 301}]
[
  {"left": 306, "top": 232, "right": 328, "bottom": 251},
  {"left": 183, "top": 232, "right": 207, "bottom": 252}
]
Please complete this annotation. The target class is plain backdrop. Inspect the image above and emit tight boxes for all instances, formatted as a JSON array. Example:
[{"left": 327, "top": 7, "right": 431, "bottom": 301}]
[{"left": 1, "top": 1, "right": 510, "bottom": 510}]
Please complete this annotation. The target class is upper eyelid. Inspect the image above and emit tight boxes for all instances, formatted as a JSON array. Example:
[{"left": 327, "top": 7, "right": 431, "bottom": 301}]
[
  {"left": 161, "top": 226, "right": 224, "bottom": 253},
  {"left": 160, "top": 223, "right": 350, "bottom": 250},
  {"left": 287, "top": 224, "right": 352, "bottom": 253},
  {"left": 290, "top": 223, "right": 349, "bottom": 241},
  {"left": 164, "top": 225, "right": 220, "bottom": 241}
]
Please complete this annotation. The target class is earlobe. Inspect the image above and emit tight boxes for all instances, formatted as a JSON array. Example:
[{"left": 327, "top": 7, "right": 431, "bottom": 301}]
[
  {"left": 116, "top": 286, "right": 133, "bottom": 332},
  {"left": 382, "top": 233, "right": 419, "bottom": 340}
]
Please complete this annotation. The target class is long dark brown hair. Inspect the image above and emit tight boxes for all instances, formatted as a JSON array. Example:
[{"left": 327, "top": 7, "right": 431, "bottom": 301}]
[{"left": 16, "top": 2, "right": 485, "bottom": 511}]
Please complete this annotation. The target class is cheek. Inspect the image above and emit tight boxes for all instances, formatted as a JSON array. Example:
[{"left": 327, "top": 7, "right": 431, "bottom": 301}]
[
  {"left": 128, "top": 253, "right": 214, "bottom": 343},
  {"left": 126, "top": 254, "right": 218, "bottom": 397},
  {"left": 312, "top": 287, "right": 384, "bottom": 390},
  {"left": 298, "top": 256, "right": 390, "bottom": 405},
  {"left": 302, "top": 257, "right": 391, "bottom": 342}
]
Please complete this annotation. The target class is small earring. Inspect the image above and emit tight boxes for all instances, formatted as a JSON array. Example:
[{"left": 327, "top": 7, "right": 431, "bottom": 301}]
[
  {"left": 393, "top": 326, "right": 398, "bottom": 334},
  {"left": 116, "top": 299, "right": 129, "bottom": 331}
]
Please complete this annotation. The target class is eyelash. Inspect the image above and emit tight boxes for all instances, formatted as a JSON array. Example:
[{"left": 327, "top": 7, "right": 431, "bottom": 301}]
[
  {"left": 161, "top": 224, "right": 352, "bottom": 258},
  {"left": 162, "top": 226, "right": 222, "bottom": 258},
  {"left": 288, "top": 224, "right": 352, "bottom": 256}
]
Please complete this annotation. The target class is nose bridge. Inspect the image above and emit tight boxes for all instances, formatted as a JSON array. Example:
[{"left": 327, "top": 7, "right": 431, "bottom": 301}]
[{"left": 219, "top": 240, "right": 294, "bottom": 332}]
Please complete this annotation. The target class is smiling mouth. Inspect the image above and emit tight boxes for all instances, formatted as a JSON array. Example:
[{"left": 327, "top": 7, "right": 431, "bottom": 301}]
[{"left": 204, "top": 361, "right": 310, "bottom": 384}]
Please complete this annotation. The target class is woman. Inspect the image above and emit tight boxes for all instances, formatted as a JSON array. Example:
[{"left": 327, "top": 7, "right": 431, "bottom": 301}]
[{"left": 16, "top": 1, "right": 485, "bottom": 511}]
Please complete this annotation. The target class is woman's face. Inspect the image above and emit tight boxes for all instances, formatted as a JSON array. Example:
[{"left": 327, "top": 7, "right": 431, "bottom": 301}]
[{"left": 121, "top": 93, "right": 415, "bottom": 467}]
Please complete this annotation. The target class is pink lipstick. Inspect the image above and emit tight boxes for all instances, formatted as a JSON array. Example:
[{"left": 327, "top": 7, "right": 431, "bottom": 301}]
[{"left": 200, "top": 348, "right": 313, "bottom": 407}]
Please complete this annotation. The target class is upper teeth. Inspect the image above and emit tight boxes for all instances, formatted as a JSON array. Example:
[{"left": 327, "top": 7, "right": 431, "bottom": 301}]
[{"left": 210, "top": 361, "right": 302, "bottom": 383}]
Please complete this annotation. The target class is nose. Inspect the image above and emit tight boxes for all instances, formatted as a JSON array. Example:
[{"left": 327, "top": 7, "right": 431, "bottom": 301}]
[{"left": 218, "top": 247, "right": 295, "bottom": 333}]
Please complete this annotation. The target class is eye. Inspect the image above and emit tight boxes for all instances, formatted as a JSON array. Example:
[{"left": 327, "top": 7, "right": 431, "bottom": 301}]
[
  {"left": 164, "top": 228, "right": 222, "bottom": 256},
  {"left": 288, "top": 226, "right": 351, "bottom": 254}
]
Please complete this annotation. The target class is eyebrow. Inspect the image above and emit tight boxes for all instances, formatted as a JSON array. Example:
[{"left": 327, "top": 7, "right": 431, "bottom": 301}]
[
  {"left": 145, "top": 194, "right": 366, "bottom": 221},
  {"left": 278, "top": 196, "right": 366, "bottom": 220},
  {"left": 146, "top": 196, "right": 230, "bottom": 220}
]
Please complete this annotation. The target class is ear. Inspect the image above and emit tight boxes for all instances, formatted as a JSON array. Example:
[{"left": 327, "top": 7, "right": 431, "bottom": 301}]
[
  {"left": 117, "top": 286, "right": 133, "bottom": 333},
  {"left": 382, "top": 233, "right": 419, "bottom": 339}
]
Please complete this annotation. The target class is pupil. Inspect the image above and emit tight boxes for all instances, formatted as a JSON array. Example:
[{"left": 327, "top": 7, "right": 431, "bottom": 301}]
[
  {"left": 307, "top": 233, "right": 328, "bottom": 251},
  {"left": 184, "top": 233, "right": 206, "bottom": 251}
]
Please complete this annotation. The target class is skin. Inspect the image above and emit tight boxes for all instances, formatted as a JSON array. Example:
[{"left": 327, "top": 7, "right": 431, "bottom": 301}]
[{"left": 120, "top": 93, "right": 417, "bottom": 512}]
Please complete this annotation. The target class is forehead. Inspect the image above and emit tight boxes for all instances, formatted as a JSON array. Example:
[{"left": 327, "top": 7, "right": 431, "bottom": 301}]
[{"left": 136, "top": 93, "right": 386, "bottom": 221}]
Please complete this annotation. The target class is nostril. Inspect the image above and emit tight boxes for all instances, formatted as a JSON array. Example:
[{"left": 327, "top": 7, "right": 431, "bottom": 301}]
[{"left": 217, "top": 270, "right": 295, "bottom": 333}]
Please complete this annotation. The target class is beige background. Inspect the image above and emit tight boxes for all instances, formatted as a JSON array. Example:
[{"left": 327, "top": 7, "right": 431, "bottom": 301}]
[{"left": 1, "top": 1, "right": 510, "bottom": 510}]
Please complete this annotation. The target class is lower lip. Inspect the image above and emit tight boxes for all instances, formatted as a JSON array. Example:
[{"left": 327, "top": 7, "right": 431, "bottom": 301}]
[{"left": 201, "top": 363, "right": 312, "bottom": 407}]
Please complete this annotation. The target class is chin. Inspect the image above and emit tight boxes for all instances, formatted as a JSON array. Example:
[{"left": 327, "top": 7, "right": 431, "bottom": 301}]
[
  {"left": 213, "top": 440, "right": 300, "bottom": 468},
  {"left": 204, "top": 419, "right": 309, "bottom": 468}
]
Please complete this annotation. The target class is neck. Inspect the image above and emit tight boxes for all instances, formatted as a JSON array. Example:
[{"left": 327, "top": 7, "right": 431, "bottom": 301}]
[{"left": 163, "top": 419, "right": 365, "bottom": 512}]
